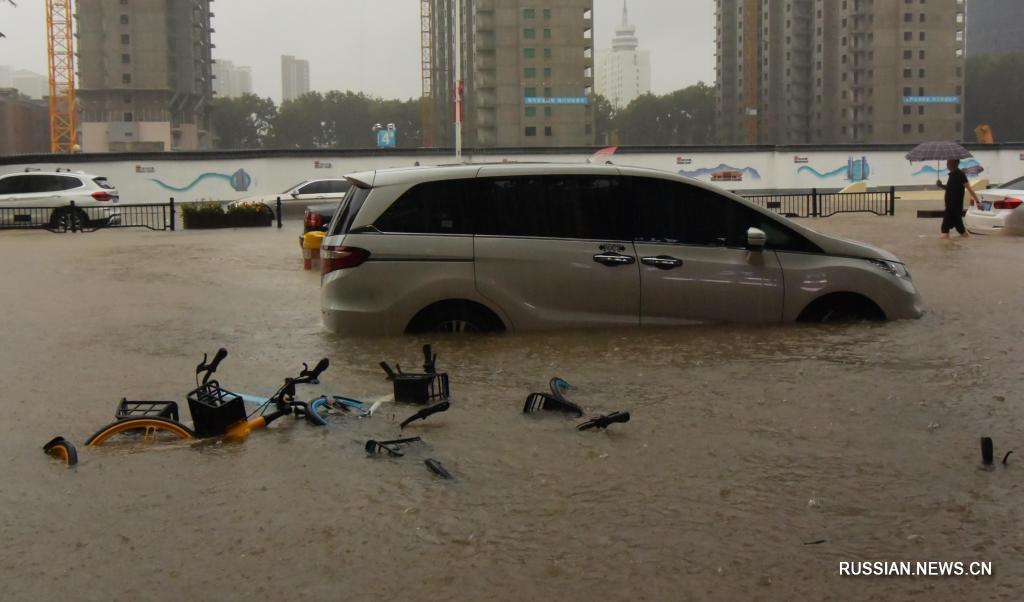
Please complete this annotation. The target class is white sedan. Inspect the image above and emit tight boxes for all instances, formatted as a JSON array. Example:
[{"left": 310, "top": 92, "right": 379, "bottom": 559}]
[{"left": 966, "top": 175, "right": 1024, "bottom": 235}]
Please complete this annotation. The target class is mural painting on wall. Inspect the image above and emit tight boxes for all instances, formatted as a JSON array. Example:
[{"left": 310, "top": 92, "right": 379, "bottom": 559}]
[
  {"left": 798, "top": 156, "right": 872, "bottom": 182},
  {"left": 911, "top": 158, "right": 985, "bottom": 178},
  {"left": 678, "top": 163, "right": 762, "bottom": 183},
  {"left": 150, "top": 168, "right": 253, "bottom": 193}
]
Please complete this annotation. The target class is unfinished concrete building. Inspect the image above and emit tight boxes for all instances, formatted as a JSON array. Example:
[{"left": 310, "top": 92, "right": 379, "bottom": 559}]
[
  {"left": 423, "top": 0, "right": 595, "bottom": 148},
  {"left": 76, "top": 0, "right": 214, "bottom": 152},
  {"left": 716, "top": 0, "right": 966, "bottom": 144}
]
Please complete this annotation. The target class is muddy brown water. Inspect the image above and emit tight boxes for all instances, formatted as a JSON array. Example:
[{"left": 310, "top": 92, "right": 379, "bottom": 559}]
[{"left": 1, "top": 208, "right": 1022, "bottom": 601}]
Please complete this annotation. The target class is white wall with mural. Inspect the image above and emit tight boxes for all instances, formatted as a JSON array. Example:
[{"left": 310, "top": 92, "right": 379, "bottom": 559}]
[{"left": 2, "top": 147, "right": 1022, "bottom": 203}]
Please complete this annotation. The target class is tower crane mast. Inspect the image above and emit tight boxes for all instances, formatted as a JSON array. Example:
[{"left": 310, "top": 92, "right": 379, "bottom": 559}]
[{"left": 46, "top": 0, "right": 77, "bottom": 153}]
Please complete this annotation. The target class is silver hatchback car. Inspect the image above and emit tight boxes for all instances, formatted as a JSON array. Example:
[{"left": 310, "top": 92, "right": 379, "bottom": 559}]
[{"left": 320, "top": 164, "right": 922, "bottom": 335}]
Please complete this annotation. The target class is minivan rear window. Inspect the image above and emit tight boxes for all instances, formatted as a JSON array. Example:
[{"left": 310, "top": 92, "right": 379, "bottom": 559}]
[
  {"left": 374, "top": 179, "right": 472, "bottom": 234},
  {"left": 327, "top": 185, "right": 370, "bottom": 236}
]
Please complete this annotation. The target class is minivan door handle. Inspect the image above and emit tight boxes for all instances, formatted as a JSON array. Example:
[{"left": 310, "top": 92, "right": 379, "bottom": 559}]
[
  {"left": 640, "top": 255, "right": 683, "bottom": 270},
  {"left": 593, "top": 252, "right": 636, "bottom": 267}
]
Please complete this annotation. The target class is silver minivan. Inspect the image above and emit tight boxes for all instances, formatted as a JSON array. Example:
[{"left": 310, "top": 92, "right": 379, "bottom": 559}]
[{"left": 320, "top": 164, "right": 922, "bottom": 335}]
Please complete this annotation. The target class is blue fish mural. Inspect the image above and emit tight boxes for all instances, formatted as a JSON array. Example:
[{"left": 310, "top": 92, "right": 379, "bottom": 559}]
[
  {"left": 798, "top": 156, "right": 871, "bottom": 182},
  {"left": 679, "top": 164, "right": 762, "bottom": 180},
  {"left": 151, "top": 168, "right": 252, "bottom": 192}
]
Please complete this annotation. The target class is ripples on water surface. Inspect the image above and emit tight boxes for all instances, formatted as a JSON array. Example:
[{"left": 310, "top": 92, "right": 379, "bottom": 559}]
[{"left": 1, "top": 212, "right": 1022, "bottom": 600}]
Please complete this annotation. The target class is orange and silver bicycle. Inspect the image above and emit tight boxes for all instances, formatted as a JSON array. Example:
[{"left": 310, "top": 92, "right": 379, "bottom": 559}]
[{"left": 83, "top": 349, "right": 330, "bottom": 447}]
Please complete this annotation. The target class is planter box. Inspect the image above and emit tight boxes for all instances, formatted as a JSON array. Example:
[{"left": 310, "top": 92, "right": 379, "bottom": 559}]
[{"left": 183, "top": 211, "right": 272, "bottom": 229}]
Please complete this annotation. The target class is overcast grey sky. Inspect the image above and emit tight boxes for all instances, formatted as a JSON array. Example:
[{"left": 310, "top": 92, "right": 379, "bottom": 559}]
[{"left": 0, "top": 0, "right": 714, "bottom": 102}]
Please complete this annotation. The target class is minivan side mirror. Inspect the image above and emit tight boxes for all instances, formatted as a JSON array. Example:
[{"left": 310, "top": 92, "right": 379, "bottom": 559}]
[{"left": 747, "top": 227, "right": 767, "bottom": 252}]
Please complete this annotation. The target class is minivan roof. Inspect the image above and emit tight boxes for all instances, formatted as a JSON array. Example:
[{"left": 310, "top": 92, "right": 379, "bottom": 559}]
[{"left": 342, "top": 162, "right": 706, "bottom": 189}]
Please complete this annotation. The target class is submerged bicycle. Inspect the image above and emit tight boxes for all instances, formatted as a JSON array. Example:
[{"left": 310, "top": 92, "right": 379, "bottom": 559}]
[{"left": 84, "top": 349, "right": 332, "bottom": 447}]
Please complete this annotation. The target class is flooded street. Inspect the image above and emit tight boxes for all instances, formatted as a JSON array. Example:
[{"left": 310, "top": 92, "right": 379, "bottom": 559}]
[{"left": 1, "top": 205, "right": 1022, "bottom": 601}]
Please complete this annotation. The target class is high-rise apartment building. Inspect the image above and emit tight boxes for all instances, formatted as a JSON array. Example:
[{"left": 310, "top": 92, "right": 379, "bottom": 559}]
[
  {"left": 213, "top": 60, "right": 253, "bottom": 98},
  {"left": 967, "top": 0, "right": 1024, "bottom": 57},
  {"left": 716, "top": 0, "right": 966, "bottom": 145},
  {"left": 595, "top": 1, "right": 651, "bottom": 110},
  {"left": 281, "top": 55, "right": 310, "bottom": 102},
  {"left": 76, "top": 0, "right": 214, "bottom": 152},
  {"left": 423, "top": 0, "right": 595, "bottom": 148}
]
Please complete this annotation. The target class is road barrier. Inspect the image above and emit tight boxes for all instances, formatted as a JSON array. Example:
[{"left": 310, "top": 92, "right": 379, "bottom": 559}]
[
  {"left": 0, "top": 199, "right": 176, "bottom": 232},
  {"left": 740, "top": 187, "right": 895, "bottom": 218}
]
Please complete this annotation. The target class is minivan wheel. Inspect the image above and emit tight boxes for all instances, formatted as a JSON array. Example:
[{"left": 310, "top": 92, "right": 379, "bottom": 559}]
[
  {"left": 798, "top": 293, "right": 885, "bottom": 323},
  {"left": 406, "top": 301, "right": 505, "bottom": 334}
]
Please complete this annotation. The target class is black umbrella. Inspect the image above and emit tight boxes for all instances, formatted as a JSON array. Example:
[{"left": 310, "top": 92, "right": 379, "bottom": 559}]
[{"left": 905, "top": 141, "right": 973, "bottom": 162}]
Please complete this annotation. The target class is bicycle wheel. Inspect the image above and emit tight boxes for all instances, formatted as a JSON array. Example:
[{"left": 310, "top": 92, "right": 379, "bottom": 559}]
[
  {"left": 305, "top": 397, "right": 329, "bottom": 426},
  {"left": 85, "top": 417, "right": 196, "bottom": 447},
  {"left": 43, "top": 436, "right": 78, "bottom": 466}
]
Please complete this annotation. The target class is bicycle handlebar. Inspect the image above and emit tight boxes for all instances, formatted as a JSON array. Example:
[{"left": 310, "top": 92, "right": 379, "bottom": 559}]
[
  {"left": 269, "top": 357, "right": 331, "bottom": 405},
  {"left": 197, "top": 348, "right": 229, "bottom": 385}
]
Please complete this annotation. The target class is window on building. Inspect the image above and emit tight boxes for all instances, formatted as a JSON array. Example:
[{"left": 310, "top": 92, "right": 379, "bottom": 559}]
[
  {"left": 543, "top": 28, "right": 551, "bottom": 39},
  {"left": 525, "top": 107, "right": 536, "bottom": 117},
  {"left": 123, "top": 112, "right": 133, "bottom": 122},
  {"left": 904, "top": 50, "right": 912, "bottom": 59},
  {"left": 543, "top": 48, "right": 552, "bottom": 59},
  {"left": 524, "top": 48, "right": 535, "bottom": 59},
  {"left": 903, "top": 68, "right": 912, "bottom": 78},
  {"left": 543, "top": 67, "right": 551, "bottom": 78},
  {"left": 544, "top": 126, "right": 553, "bottom": 137},
  {"left": 904, "top": 31, "right": 912, "bottom": 41},
  {"left": 524, "top": 28, "right": 535, "bottom": 39},
  {"left": 543, "top": 8, "right": 551, "bottom": 19},
  {"left": 903, "top": 106, "right": 912, "bottom": 115},
  {"left": 523, "top": 8, "right": 535, "bottom": 18},
  {"left": 919, "top": 13, "right": 926, "bottom": 22},
  {"left": 903, "top": 12, "right": 912, "bottom": 22},
  {"left": 544, "top": 87, "right": 552, "bottom": 97},
  {"left": 121, "top": 34, "right": 130, "bottom": 44},
  {"left": 918, "top": 123, "right": 925, "bottom": 134},
  {"left": 544, "top": 106, "right": 552, "bottom": 117},
  {"left": 524, "top": 127, "right": 537, "bottom": 137},
  {"left": 524, "top": 87, "right": 537, "bottom": 97},
  {"left": 524, "top": 67, "right": 536, "bottom": 78},
  {"left": 120, "top": 14, "right": 129, "bottom": 24},
  {"left": 121, "top": 53, "right": 131, "bottom": 64},
  {"left": 903, "top": 124, "right": 911, "bottom": 133},
  {"left": 122, "top": 73, "right": 131, "bottom": 84},
  {"left": 919, "top": 68, "right": 925, "bottom": 78},
  {"left": 920, "top": 31, "right": 926, "bottom": 41}
]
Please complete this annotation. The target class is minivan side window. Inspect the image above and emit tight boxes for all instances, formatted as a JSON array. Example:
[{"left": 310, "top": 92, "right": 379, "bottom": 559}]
[
  {"left": 630, "top": 177, "right": 821, "bottom": 252},
  {"left": 374, "top": 179, "right": 472, "bottom": 235},
  {"left": 475, "top": 175, "right": 627, "bottom": 240},
  {"left": 327, "top": 185, "right": 370, "bottom": 236},
  {"left": 631, "top": 177, "right": 733, "bottom": 246}
]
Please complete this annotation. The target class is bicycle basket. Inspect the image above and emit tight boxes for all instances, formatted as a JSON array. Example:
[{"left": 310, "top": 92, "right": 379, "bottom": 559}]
[
  {"left": 392, "top": 372, "right": 450, "bottom": 405},
  {"left": 186, "top": 380, "right": 246, "bottom": 437},
  {"left": 116, "top": 399, "right": 180, "bottom": 421}
]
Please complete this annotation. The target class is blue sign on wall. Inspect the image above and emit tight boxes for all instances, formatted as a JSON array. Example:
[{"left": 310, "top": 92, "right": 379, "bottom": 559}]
[
  {"left": 902, "top": 96, "right": 961, "bottom": 104},
  {"left": 524, "top": 96, "right": 590, "bottom": 106},
  {"left": 376, "top": 129, "right": 396, "bottom": 149}
]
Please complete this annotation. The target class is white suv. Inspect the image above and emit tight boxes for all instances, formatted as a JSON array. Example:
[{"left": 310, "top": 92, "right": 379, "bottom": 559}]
[
  {"left": 320, "top": 164, "right": 923, "bottom": 335},
  {"left": 0, "top": 170, "right": 120, "bottom": 229}
]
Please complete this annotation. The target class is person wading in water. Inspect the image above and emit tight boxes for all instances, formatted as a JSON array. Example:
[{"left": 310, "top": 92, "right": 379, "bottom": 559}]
[{"left": 936, "top": 158, "right": 979, "bottom": 239}]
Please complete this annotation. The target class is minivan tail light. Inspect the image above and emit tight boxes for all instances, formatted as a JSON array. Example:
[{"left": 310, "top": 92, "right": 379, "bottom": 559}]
[
  {"left": 91, "top": 191, "right": 114, "bottom": 202},
  {"left": 994, "top": 197, "right": 1022, "bottom": 210},
  {"left": 321, "top": 246, "right": 370, "bottom": 275}
]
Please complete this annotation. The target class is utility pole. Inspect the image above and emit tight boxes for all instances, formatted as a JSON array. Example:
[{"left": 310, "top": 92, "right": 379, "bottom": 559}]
[{"left": 453, "top": 0, "right": 463, "bottom": 161}]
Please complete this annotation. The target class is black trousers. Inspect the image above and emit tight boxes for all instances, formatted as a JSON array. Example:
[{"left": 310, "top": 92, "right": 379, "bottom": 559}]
[{"left": 941, "top": 205, "right": 965, "bottom": 234}]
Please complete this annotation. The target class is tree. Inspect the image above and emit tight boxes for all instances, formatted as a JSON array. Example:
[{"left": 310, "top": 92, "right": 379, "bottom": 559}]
[
  {"left": 965, "top": 53, "right": 1024, "bottom": 143},
  {"left": 209, "top": 94, "right": 276, "bottom": 149},
  {"left": 613, "top": 83, "right": 716, "bottom": 145},
  {"left": 590, "top": 94, "right": 615, "bottom": 145}
]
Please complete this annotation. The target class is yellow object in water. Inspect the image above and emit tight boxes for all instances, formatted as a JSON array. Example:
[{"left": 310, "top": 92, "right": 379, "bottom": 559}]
[{"left": 303, "top": 231, "right": 325, "bottom": 250}]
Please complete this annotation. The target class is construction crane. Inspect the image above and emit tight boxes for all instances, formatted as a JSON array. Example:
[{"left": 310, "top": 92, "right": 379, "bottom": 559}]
[{"left": 45, "top": 0, "right": 78, "bottom": 153}]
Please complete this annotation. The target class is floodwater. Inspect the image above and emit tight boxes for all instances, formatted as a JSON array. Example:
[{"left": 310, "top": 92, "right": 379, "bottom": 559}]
[{"left": 1, "top": 206, "right": 1022, "bottom": 601}]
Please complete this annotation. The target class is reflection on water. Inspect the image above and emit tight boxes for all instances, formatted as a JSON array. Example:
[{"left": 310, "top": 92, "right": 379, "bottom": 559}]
[{"left": 1, "top": 214, "right": 1023, "bottom": 600}]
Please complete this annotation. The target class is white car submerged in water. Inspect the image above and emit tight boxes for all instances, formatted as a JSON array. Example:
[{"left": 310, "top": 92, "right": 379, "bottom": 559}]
[{"left": 966, "top": 175, "right": 1024, "bottom": 236}]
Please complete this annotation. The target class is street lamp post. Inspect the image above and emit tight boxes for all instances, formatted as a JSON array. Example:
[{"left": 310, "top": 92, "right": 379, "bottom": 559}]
[{"left": 454, "top": 0, "right": 463, "bottom": 161}]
